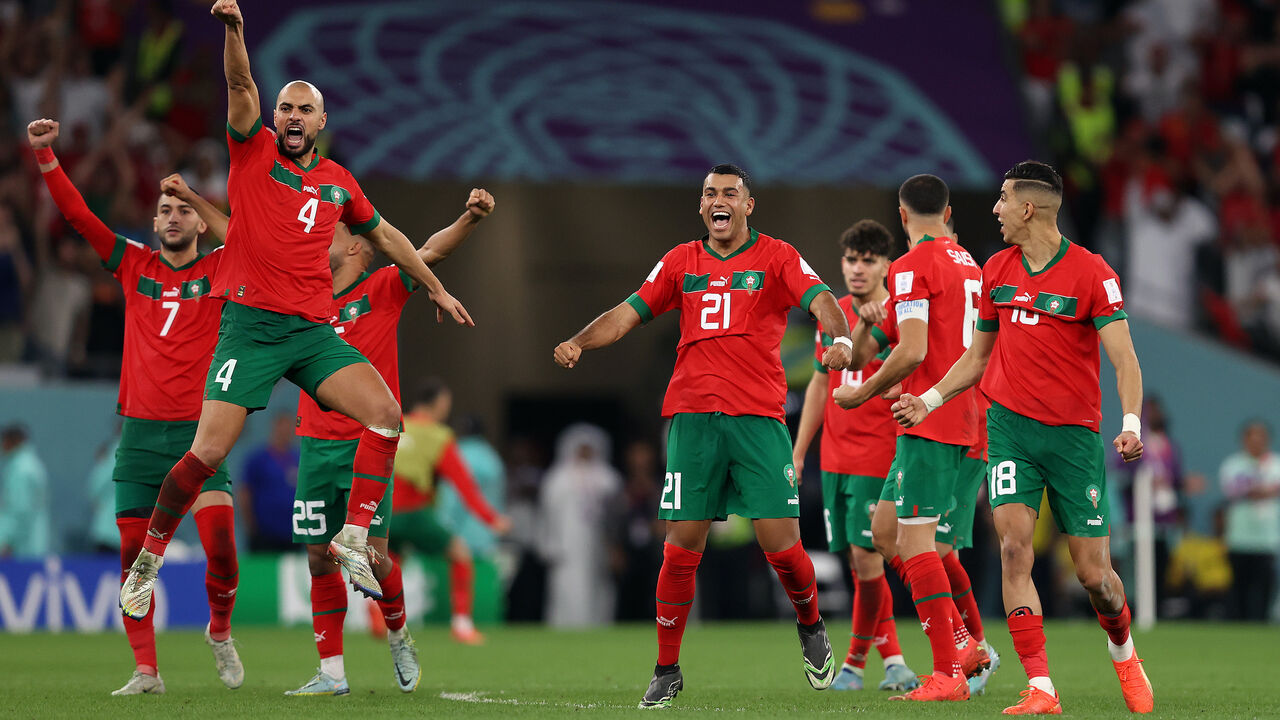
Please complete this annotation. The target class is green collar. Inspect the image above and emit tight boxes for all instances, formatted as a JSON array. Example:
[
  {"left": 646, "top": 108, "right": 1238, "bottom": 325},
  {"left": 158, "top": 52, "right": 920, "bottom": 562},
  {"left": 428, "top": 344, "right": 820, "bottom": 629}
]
[
  {"left": 159, "top": 250, "right": 205, "bottom": 272},
  {"left": 702, "top": 227, "right": 760, "bottom": 261},
  {"left": 334, "top": 270, "right": 371, "bottom": 299},
  {"left": 918, "top": 234, "right": 938, "bottom": 243},
  {"left": 1022, "top": 236, "right": 1069, "bottom": 277},
  {"left": 290, "top": 151, "right": 321, "bottom": 172}
]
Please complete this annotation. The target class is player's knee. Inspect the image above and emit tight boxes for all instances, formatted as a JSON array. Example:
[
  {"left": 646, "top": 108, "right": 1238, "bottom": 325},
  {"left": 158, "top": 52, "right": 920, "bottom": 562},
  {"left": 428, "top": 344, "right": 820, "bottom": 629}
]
[
  {"left": 999, "top": 534, "right": 1034, "bottom": 573},
  {"left": 871, "top": 527, "right": 895, "bottom": 560},
  {"left": 1074, "top": 564, "right": 1109, "bottom": 594}
]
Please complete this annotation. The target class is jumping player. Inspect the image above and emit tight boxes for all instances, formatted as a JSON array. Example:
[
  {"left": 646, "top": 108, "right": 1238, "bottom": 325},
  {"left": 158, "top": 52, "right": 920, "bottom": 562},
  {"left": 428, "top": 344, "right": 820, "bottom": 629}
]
[
  {"left": 28, "top": 119, "right": 243, "bottom": 695},
  {"left": 120, "top": 0, "right": 474, "bottom": 619},
  {"left": 893, "top": 161, "right": 1152, "bottom": 715},
  {"left": 554, "top": 164, "right": 852, "bottom": 708}
]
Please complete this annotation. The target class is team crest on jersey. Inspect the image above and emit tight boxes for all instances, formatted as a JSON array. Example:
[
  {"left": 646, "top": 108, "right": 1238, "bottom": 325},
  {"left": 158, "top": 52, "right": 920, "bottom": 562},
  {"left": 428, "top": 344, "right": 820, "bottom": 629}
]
[
  {"left": 1086, "top": 484, "right": 1101, "bottom": 509},
  {"left": 784, "top": 464, "right": 797, "bottom": 488},
  {"left": 731, "top": 270, "right": 765, "bottom": 292},
  {"left": 331, "top": 187, "right": 344, "bottom": 204},
  {"left": 1048, "top": 298, "right": 1062, "bottom": 313}
]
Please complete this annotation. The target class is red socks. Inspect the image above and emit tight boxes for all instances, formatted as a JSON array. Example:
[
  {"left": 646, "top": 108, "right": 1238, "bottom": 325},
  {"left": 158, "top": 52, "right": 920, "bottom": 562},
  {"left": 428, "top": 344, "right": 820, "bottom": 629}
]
[
  {"left": 848, "top": 572, "right": 882, "bottom": 668},
  {"left": 655, "top": 542, "right": 701, "bottom": 666},
  {"left": 764, "top": 540, "right": 821, "bottom": 626},
  {"left": 376, "top": 560, "right": 407, "bottom": 632},
  {"left": 118, "top": 518, "right": 157, "bottom": 674},
  {"left": 195, "top": 505, "right": 238, "bottom": 641},
  {"left": 346, "top": 427, "right": 397, "bottom": 528},
  {"left": 449, "top": 558, "right": 474, "bottom": 620},
  {"left": 1008, "top": 608, "right": 1050, "bottom": 681},
  {"left": 875, "top": 573, "right": 903, "bottom": 659},
  {"left": 142, "top": 452, "right": 216, "bottom": 556},
  {"left": 1096, "top": 600, "right": 1132, "bottom": 646},
  {"left": 311, "top": 571, "right": 347, "bottom": 659},
  {"left": 943, "top": 551, "right": 984, "bottom": 642},
  {"left": 903, "top": 552, "right": 959, "bottom": 676}
]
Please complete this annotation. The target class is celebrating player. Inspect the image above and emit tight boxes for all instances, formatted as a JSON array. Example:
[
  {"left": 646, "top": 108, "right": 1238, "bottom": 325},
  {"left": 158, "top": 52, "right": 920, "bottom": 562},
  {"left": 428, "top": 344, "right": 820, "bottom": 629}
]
[
  {"left": 893, "top": 161, "right": 1152, "bottom": 715},
  {"left": 554, "top": 164, "right": 852, "bottom": 708},
  {"left": 833, "top": 175, "right": 988, "bottom": 702},
  {"left": 27, "top": 120, "right": 243, "bottom": 695},
  {"left": 119, "top": 0, "right": 475, "bottom": 619},
  {"left": 791, "top": 219, "right": 920, "bottom": 693}
]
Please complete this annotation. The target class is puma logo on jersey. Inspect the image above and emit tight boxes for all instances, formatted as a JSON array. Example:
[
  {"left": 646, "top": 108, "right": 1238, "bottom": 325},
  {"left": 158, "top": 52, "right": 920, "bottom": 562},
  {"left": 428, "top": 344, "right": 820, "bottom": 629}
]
[
  {"left": 711, "top": 275, "right": 728, "bottom": 287},
  {"left": 163, "top": 288, "right": 180, "bottom": 298},
  {"left": 303, "top": 185, "right": 319, "bottom": 194},
  {"left": 1015, "top": 292, "right": 1033, "bottom": 302}
]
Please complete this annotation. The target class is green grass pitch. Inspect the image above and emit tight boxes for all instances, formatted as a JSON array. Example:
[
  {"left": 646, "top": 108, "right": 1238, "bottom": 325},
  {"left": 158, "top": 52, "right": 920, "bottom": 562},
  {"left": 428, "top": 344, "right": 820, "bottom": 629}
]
[{"left": 5, "top": 620, "right": 1277, "bottom": 718}]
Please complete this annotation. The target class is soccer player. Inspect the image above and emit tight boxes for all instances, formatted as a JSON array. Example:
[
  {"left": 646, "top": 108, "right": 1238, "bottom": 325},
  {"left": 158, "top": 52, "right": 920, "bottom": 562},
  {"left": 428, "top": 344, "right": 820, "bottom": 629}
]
[
  {"left": 832, "top": 174, "right": 987, "bottom": 702},
  {"left": 893, "top": 161, "right": 1152, "bottom": 715},
  {"left": 120, "top": 0, "right": 475, "bottom": 619},
  {"left": 27, "top": 119, "right": 243, "bottom": 695},
  {"left": 554, "top": 164, "right": 852, "bottom": 708},
  {"left": 791, "top": 219, "right": 919, "bottom": 693},
  {"left": 389, "top": 379, "right": 510, "bottom": 646}
]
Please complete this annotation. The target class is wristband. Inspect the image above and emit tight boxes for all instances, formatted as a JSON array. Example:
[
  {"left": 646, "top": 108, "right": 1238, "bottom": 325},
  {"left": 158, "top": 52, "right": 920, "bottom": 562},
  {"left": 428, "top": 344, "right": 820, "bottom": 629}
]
[
  {"left": 1122, "top": 413, "right": 1141, "bottom": 439},
  {"left": 34, "top": 146, "right": 55, "bottom": 165},
  {"left": 833, "top": 336, "right": 852, "bottom": 350},
  {"left": 920, "top": 387, "right": 944, "bottom": 412}
]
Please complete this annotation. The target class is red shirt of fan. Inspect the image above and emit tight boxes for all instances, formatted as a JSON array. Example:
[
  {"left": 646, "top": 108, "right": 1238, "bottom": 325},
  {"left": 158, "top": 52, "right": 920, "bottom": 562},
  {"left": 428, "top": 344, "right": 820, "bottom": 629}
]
[
  {"left": 109, "top": 238, "right": 224, "bottom": 421},
  {"left": 627, "top": 229, "right": 830, "bottom": 421},
  {"left": 884, "top": 235, "right": 981, "bottom": 447},
  {"left": 296, "top": 266, "right": 415, "bottom": 440},
  {"left": 814, "top": 293, "right": 897, "bottom": 477},
  {"left": 216, "top": 120, "right": 380, "bottom": 323},
  {"left": 978, "top": 238, "right": 1127, "bottom": 430}
]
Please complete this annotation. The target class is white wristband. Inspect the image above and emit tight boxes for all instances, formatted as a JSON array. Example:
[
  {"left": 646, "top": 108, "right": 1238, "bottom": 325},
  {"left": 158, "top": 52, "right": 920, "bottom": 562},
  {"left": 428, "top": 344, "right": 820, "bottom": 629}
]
[
  {"left": 920, "top": 387, "right": 944, "bottom": 412},
  {"left": 1122, "top": 413, "right": 1141, "bottom": 439},
  {"left": 833, "top": 336, "right": 852, "bottom": 350}
]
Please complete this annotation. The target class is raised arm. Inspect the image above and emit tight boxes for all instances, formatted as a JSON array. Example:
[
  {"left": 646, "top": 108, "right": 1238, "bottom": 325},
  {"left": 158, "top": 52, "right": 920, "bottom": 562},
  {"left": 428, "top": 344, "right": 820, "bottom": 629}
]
[
  {"left": 1100, "top": 319, "right": 1144, "bottom": 462},
  {"left": 848, "top": 301, "right": 888, "bottom": 371},
  {"left": 362, "top": 218, "right": 474, "bottom": 326},
  {"left": 160, "top": 174, "right": 228, "bottom": 243},
  {"left": 27, "top": 119, "right": 117, "bottom": 262},
  {"left": 892, "top": 329, "right": 995, "bottom": 427},
  {"left": 553, "top": 302, "right": 643, "bottom": 369},
  {"left": 809, "top": 290, "right": 852, "bottom": 371},
  {"left": 834, "top": 316, "right": 927, "bottom": 409},
  {"left": 418, "top": 188, "right": 494, "bottom": 267},
  {"left": 212, "top": 0, "right": 260, "bottom": 138}
]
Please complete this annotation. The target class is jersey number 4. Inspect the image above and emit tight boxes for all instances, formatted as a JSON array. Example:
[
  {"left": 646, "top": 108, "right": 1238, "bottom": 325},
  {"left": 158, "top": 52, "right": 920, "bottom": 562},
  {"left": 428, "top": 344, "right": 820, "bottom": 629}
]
[{"left": 298, "top": 197, "right": 319, "bottom": 233}]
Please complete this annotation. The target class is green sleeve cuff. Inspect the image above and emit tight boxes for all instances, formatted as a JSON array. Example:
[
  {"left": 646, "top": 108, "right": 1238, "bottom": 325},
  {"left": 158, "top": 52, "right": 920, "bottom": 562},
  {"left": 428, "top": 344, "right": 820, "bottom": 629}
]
[
  {"left": 1093, "top": 309, "right": 1127, "bottom": 330},
  {"left": 800, "top": 283, "right": 831, "bottom": 313},
  {"left": 869, "top": 325, "right": 890, "bottom": 350},
  {"left": 976, "top": 317, "right": 999, "bottom": 332},
  {"left": 102, "top": 234, "right": 128, "bottom": 272},
  {"left": 398, "top": 268, "right": 416, "bottom": 293},
  {"left": 347, "top": 209, "right": 381, "bottom": 236},
  {"left": 812, "top": 358, "right": 828, "bottom": 374},
  {"left": 626, "top": 293, "right": 654, "bottom": 324},
  {"left": 226, "top": 117, "right": 262, "bottom": 143}
]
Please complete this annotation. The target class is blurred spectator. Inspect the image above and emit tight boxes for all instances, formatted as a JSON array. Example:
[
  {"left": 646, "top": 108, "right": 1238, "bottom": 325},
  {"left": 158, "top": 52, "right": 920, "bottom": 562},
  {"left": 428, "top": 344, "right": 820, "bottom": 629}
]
[
  {"left": 0, "top": 424, "right": 49, "bottom": 558},
  {"left": 237, "top": 413, "right": 300, "bottom": 552},
  {"left": 1166, "top": 508, "right": 1232, "bottom": 620},
  {"left": 25, "top": 234, "right": 91, "bottom": 375},
  {"left": 437, "top": 414, "right": 506, "bottom": 560},
  {"left": 1219, "top": 419, "right": 1280, "bottom": 620},
  {"left": 1122, "top": 178, "right": 1215, "bottom": 330},
  {"left": 86, "top": 431, "right": 120, "bottom": 554},
  {"left": 539, "top": 423, "right": 622, "bottom": 628},
  {"left": 178, "top": 138, "right": 228, "bottom": 211},
  {"left": 0, "top": 203, "right": 32, "bottom": 362},
  {"left": 1018, "top": 0, "right": 1074, "bottom": 134},
  {"left": 504, "top": 435, "right": 548, "bottom": 622},
  {"left": 125, "top": 0, "right": 185, "bottom": 121},
  {"left": 612, "top": 437, "right": 665, "bottom": 621}
]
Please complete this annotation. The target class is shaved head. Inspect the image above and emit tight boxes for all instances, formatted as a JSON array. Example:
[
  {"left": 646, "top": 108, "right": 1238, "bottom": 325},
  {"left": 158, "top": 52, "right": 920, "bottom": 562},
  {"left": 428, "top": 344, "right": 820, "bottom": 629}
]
[{"left": 278, "top": 80, "right": 324, "bottom": 111}]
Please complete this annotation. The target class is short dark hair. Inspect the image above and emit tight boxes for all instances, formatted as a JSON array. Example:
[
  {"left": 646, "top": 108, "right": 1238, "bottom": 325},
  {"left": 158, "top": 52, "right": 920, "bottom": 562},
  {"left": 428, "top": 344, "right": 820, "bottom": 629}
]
[
  {"left": 706, "top": 164, "right": 751, "bottom": 195},
  {"left": 1, "top": 424, "right": 27, "bottom": 445},
  {"left": 1004, "top": 160, "right": 1063, "bottom": 196},
  {"left": 413, "top": 377, "right": 449, "bottom": 408},
  {"left": 839, "top": 219, "right": 893, "bottom": 259},
  {"left": 898, "top": 174, "right": 949, "bottom": 216}
]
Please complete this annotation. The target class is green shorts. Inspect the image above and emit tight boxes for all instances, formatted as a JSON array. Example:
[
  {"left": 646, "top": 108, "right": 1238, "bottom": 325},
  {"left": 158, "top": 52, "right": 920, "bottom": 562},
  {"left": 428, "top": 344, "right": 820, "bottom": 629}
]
[
  {"left": 661, "top": 412, "right": 799, "bottom": 521},
  {"left": 204, "top": 302, "right": 369, "bottom": 411},
  {"left": 821, "top": 472, "right": 882, "bottom": 552},
  {"left": 936, "top": 455, "right": 986, "bottom": 550},
  {"left": 388, "top": 507, "right": 453, "bottom": 555},
  {"left": 889, "top": 434, "right": 968, "bottom": 518},
  {"left": 293, "top": 437, "right": 392, "bottom": 543},
  {"left": 113, "top": 416, "right": 232, "bottom": 515},
  {"left": 986, "top": 402, "right": 1110, "bottom": 538}
]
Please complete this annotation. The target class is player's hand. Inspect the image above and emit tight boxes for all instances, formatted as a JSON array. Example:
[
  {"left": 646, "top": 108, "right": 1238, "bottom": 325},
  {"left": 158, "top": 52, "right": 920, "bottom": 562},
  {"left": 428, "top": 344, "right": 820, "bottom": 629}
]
[
  {"left": 430, "top": 290, "right": 475, "bottom": 326},
  {"left": 832, "top": 384, "right": 865, "bottom": 410},
  {"left": 891, "top": 393, "right": 929, "bottom": 428},
  {"left": 1113, "top": 431, "right": 1143, "bottom": 463},
  {"left": 491, "top": 514, "right": 513, "bottom": 535},
  {"left": 160, "top": 173, "right": 193, "bottom": 200},
  {"left": 210, "top": 0, "right": 242, "bottom": 26},
  {"left": 791, "top": 451, "right": 805, "bottom": 484},
  {"left": 821, "top": 342, "right": 851, "bottom": 371},
  {"left": 553, "top": 341, "right": 582, "bottom": 368},
  {"left": 859, "top": 300, "right": 887, "bottom": 325},
  {"left": 466, "top": 188, "right": 494, "bottom": 219},
  {"left": 880, "top": 382, "right": 903, "bottom": 401},
  {"left": 26, "top": 119, "right": 59, "bottom": 149}
]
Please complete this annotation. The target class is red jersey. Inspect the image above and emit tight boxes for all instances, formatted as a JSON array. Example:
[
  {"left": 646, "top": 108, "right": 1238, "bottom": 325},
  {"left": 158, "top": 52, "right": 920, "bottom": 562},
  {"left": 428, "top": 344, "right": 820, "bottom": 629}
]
[
  {"left": 627, "top": 229, "right": 830, "bottom": 421},
  {"left": 296, "top": 266, "right": 415, "bottom": 440},
  {"left": 978, "top": 238, "right": 1126, "bottom": 430},
  {"left": 880, "top": 235, "right": 981, "bottom": 447},
  {"left": 217, "top": 119, "right": 380, "bottom": 323},
  {"left": 39, "top": 161, "right": 223, "bottom": 422},
  {"left": 814, "top": 293, "right": 897, "bottom": 477}
]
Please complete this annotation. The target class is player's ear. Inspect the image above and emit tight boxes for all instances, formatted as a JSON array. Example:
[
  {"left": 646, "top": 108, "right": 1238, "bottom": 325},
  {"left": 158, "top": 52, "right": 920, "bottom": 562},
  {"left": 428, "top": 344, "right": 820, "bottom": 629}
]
[
  {"left": 196, "top": 219, "right": 208, "bottom": 235},
  {"left": 898, "top": 206, "right": 908, "bottom": 227},
  {"left": 153, "top": 215, "right": 160, "bottom": 234},
  {"left": 943, "top": 205, "right": 952, "bottom": 224},
  {"left": 744, "top": 195, "right": 754, "bottom": 216},
  {"left": 318, "top": 112, "right": 327, "bottom": 131}
]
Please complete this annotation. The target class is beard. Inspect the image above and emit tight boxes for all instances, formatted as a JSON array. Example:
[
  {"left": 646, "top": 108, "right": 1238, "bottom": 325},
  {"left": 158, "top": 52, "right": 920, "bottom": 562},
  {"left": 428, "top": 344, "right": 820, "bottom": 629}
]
[
  {"left": 159, "top": 231, "right": 197, "bottom": 252},
  {"left": 276, "top": 132, "right": 316, "bottom": 159}
]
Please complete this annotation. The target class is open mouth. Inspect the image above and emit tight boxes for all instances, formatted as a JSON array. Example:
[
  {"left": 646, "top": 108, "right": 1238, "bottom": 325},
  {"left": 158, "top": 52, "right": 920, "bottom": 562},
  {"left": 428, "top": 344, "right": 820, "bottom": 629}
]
[
  {"left": 285, "top": 124, "right": 305, "bottom": 149},
  {"left": 711, "top": 211, "right": 730, "bottom": 231}
]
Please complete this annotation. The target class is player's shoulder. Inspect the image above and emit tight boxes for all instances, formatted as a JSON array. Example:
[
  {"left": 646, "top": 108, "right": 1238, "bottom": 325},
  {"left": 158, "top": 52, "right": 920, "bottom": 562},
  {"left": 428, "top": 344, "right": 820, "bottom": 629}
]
[
  {"left": 981, "top": 245, "right": 1022, "bottom": 276},
  {"left": 1062, "top": 239, "right": 1117, "bottom": 277}
]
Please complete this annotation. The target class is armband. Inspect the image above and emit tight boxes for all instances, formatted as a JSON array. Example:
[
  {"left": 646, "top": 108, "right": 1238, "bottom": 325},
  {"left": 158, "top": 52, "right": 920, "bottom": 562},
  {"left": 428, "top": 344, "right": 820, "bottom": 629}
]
[{"left": 920, "top": 387, "right": 944, "bottom": 412}]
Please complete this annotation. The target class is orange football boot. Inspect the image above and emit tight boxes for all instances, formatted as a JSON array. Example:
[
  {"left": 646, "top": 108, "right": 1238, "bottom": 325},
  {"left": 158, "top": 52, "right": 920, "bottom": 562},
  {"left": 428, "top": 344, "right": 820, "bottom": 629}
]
[
  {"left": 959, "top": 639, "right": 992, "bottom": 678},
  {"left": 1113, "top": 653, "right": 1153, "bottom": 713},
  {"left": 888, "top": 671, "right": 969, "bottom": 702},
  {"left": 1003, "top": 686, "right": 1063, "bottom": 715}
]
